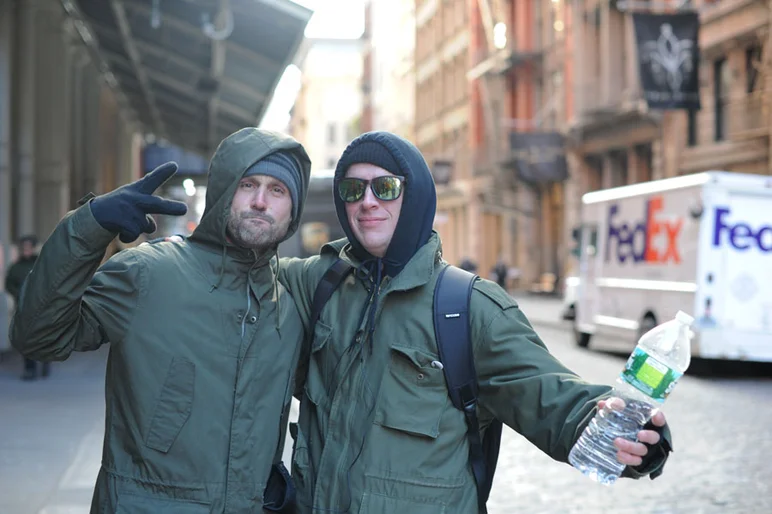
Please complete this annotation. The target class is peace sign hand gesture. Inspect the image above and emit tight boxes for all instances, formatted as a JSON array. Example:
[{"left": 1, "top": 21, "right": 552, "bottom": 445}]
[{"left": 89, "top": 162, "right": 189, "bottom": 243}]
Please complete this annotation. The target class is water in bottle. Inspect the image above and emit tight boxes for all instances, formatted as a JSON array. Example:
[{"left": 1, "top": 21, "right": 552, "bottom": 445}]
[{"left": 568, "top": 310, "right": 694, "bottom": 485}]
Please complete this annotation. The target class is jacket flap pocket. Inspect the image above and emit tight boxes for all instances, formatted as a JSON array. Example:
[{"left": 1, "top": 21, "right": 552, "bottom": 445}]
[
  {"left": 145, "top": 357, "right": 195, "bottom": 453},
  {"left": 311, "top": 320, "right": 332, "bottom": 353},
  {"left": 373, "top": 345, "right": 447, "bottom": 439},
  {"left": 116, "top": 492, "right": 210, "bottom": 513},
  {"left": 358, "top": 492, "right": 446, "bottom": 514}
]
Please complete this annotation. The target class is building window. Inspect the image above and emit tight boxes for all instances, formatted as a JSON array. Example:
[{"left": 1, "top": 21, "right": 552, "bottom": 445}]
[
  {"left": 713, "top": 58, "right": 728, "bottom": 142},
  {"left": 746, "top": 46, "right": 762, "bottom": 93},
  {"left": 687, "top": 109, "right": 698, "bottom": 146},
  {"left": 327, "top": 123, "right": 336, "bottom": 144}
]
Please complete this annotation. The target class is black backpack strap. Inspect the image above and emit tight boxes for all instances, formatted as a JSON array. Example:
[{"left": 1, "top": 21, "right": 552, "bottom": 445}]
[
  {"left": 309, "top": 258, "right": 354, "bottom": 336},
  {"left": 434, "top": 266, "right": 478, "bottom": 409},
  {"left": 434, "top": 265, "right": 497, "bottom": 513}
]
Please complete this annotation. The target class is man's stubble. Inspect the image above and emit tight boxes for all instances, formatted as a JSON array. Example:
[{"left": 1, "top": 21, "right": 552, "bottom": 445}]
[{"left": 226, "top": 210, "right": 291, "bottom": 254}]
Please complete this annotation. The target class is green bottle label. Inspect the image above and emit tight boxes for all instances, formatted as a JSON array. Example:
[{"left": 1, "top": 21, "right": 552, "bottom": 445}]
[{"left": 619, "top": 347, "right": 682, "bottom": 403}]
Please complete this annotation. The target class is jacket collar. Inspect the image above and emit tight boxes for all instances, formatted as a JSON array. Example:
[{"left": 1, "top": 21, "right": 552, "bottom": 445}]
[{"left": 322, "top": 231, "right": 442, "bottom": 293}]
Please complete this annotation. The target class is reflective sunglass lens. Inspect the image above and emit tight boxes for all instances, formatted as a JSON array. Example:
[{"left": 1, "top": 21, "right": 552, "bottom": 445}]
[
  {"left": 372, "top": 177, "right": 402, "bottom": 200},
  {"left": 338, "top": 179, "right": 365, "bottom": 202}
]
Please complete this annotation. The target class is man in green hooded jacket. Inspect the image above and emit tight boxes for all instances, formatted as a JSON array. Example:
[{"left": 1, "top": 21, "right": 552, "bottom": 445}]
[
  {"left": 278, "top": 131, "right": 674, "bottom": 513},
  {"left": 11, "top": 128, "right": 311, "bottom": 513}
]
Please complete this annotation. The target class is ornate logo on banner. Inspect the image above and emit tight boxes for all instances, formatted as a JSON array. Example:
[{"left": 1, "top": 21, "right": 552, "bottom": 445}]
[
  {"left": 632, "top": 12, "right": 701, "bottom": 110},
  {"left": 640, "top": 23, "right": 695, "bottom": 93}
]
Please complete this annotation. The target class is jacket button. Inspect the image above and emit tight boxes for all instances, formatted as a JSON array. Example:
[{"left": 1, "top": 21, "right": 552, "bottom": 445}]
[{"left": 249, "top": 315, "right": 257, "bottom": 323}]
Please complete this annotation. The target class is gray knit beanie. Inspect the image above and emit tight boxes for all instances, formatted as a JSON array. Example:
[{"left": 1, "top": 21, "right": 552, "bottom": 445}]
[{"left": 243, "top": 151, "right": 303, "bottom": 221}]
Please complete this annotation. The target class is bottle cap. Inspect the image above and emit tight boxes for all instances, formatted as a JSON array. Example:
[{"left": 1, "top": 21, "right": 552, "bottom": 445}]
[{"left": 675, "top": 311, "right": 694, "bottom": 326}]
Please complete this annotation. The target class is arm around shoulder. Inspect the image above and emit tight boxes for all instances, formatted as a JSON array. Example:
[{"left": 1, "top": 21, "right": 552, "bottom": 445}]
[{"left": 277, "top": 254, "right": 330, "bottom": 330}]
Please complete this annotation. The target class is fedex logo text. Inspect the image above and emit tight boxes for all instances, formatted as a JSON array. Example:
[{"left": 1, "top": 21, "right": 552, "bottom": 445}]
[
  {"left": 713, "top": 207, "right": 772, "bottom": 252},
  {"left": 606, "top": 195, "right": 683, "bottom": 264}
]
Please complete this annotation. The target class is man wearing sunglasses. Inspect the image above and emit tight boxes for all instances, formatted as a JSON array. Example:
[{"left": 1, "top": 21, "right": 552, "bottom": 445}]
[
  {"left": 278, "top": 131, "right": 673, "bottom": 513},
  {"left": 11, "top": 128, "right": 310, "bottom": 513}
]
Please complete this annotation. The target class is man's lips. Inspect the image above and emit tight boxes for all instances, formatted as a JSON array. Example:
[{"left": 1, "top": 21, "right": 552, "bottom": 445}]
[
  {"left": 358, "top": 217, "right": 385, "bottom": 227},
  {"left": 244, "top": 216, "right": 272, "bottom": 225}
]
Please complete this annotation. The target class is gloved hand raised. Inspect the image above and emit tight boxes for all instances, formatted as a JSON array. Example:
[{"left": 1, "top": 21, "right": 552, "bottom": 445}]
[{"left": 89, "top": 162, "right": 188, "bottom": 243}]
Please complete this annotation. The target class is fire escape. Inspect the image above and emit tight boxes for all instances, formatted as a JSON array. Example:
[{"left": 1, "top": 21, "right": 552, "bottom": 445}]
[
  {"left": 467, "top": 0, "right": 546, "bottom": 199},
  {"left": 468, "top": 1, "right": 570, "bottom": 291}
]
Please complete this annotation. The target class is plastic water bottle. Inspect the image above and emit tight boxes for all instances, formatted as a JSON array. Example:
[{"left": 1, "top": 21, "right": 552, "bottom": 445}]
[{"left": 568, "top": 311, "right": 694, "bottom": 485}]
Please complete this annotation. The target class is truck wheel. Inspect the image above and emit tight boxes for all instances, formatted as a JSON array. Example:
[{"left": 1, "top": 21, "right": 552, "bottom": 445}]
[
  {"left": 637, "top": 315, "right": 657, "bottom": 343},
  {"left": 573, "top": 321, "right": 591, "bottom": 348}
]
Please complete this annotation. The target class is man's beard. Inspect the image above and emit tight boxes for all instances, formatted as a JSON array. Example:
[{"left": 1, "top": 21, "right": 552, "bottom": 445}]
[{"left": 226, "top": 210, "right": 290, "bottom": 253}]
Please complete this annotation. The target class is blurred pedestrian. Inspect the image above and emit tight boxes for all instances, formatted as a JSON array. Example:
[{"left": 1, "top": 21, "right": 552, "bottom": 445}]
[
  {"left": 492, "top": 256, "right": 508, "bottom": 290},
  {"left": 459, "top": 256, "right": 478, "bottom": 273},
  {"left": 4, "top": 234, "right": 49, "bottom": 380}
]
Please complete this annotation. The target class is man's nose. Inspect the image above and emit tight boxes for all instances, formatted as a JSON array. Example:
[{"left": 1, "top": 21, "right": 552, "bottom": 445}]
[
  {"left": 361, "top": 185, "right": 378, "bottom": 208},
  {"left": 251, "top": 189, "right": 268, "bottom": 209}
]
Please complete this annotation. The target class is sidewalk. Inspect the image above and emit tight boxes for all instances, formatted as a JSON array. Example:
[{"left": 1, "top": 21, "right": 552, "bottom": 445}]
[
  {"left": 509, "top": 292, "right": 572, "bottom": 332},
  {"left": 0, "top": 348, "right": 107, "bottom": 514}
]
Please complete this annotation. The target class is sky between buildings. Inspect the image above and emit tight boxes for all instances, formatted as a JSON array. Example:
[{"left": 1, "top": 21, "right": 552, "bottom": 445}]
[{"left": 259, "top": 0, "right": 365, "bottom": 131}]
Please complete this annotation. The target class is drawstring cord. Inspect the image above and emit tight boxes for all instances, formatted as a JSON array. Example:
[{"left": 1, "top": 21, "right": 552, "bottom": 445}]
[
  {"left": 210, "top": 245, "right": 227, "bottom": 292},
  {"left": 241, "top": 279, "right": 252, "bottom": 339},
  {"left": 352, "top": 258, "right": 384, "bottom": 357},
  {"left": 211, "top": 241, "right": 280, "bottom": 339},
  {"left": 271, "top": 250, "right": 281, "bottom": 337}
]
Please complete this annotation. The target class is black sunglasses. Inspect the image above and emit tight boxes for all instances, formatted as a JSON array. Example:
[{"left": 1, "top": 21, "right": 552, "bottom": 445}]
[{"left": 337, "top": 176, "right": 406, "bottom": 203}]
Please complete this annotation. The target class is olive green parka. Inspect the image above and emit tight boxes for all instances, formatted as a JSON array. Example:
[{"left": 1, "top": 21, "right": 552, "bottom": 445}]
[
  {"left": 280, "top": 236, "right": 613, "bottom": 514},
  {"left": 11, "top": 128, "right": 311, "bottom": 513}
]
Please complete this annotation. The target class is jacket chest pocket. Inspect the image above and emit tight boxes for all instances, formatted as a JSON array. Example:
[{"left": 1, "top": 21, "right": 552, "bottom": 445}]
[
  {"left": 373, "top": 345, "right": 448, "bottom": 439},
  {"left": 145, "top": 357, "right": 195, "bottom": 453},
  {"left": 303, "top": 320, "right": 333, "bottom": 408}
]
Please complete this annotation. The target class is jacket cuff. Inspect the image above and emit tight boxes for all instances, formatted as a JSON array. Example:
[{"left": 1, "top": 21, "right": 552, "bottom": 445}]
[
  {"left": 622, "top": 421, "right": 673, "bottom": 480},
  {"left": 71, "top": 202, "right": 119, "bottom": 248}
]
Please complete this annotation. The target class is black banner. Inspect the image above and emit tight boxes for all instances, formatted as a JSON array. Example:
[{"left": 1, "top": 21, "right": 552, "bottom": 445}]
[
  {"left": 506, "top": 132, "right": 568, "bottom": 184},
  {"left": 633, "top": 12, "right": 701, "bottom": 110}
]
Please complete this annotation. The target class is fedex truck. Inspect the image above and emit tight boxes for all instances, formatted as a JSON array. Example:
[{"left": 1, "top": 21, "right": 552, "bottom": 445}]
[{"left": 574, "top": 171, "right": 772, "bottom": 362}]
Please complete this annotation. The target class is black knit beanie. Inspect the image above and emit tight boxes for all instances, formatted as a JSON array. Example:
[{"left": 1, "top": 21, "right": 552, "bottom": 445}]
[{"left": 336, "top": 141, "right": 403, "bottom": 177}]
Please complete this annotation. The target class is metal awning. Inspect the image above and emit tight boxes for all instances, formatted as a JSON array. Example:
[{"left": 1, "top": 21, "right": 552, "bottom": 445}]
[{"left": 63, "top": 0, "right": 312, "bottom": 155}]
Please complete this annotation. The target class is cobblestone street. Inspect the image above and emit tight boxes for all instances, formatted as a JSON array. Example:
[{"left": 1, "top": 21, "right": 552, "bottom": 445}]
[
  {"left": 1, "top": 296, "right": 770, "bottom": 513},
  {"left": 485, "top": 323, "right": 772, "bottom": 514}
]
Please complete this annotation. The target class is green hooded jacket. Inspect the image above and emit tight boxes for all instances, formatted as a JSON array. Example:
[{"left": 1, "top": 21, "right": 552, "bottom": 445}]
[
  {"left": 280, "top": 237, "right": 614, "bottom": 514},
  {"left": 277, "top": 131, "right": 625, "bottom": 514},
  {"left": 11, "top": 128, "right": 311, "bottom": 513}
]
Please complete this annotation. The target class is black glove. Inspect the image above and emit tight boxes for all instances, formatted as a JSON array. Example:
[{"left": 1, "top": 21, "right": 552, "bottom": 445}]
[
  {"left": 622, "top": 421, "right": 673, "bottom": 480},
  {"left": 89, "top": 162, "right": 188, "bottom": 243}
]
